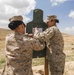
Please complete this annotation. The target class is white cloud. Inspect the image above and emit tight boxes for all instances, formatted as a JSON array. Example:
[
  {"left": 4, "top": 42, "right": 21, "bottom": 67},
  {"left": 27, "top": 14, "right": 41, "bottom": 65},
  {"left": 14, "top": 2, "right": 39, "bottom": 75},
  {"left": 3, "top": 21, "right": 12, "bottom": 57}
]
[
  {"left": 50, "top": 0, "right": 67, "bottom": 6},
  {"left": 62, "top": 26, "right": 74, "bottom": 35},
  {"left": 0, "top": 0, "right": 36, "bottom": 29},
  {"left": 68, "top": 10, "right": 74, "bottom": 19}
]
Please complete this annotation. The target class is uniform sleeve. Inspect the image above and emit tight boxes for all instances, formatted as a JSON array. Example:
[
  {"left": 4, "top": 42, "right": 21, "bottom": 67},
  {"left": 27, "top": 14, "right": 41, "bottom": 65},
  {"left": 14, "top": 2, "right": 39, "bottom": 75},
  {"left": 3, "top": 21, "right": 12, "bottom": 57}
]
[
  {"left": 34, "top": 27, "right": 54, "bottom": 42},
  {"left": 29, "top": 38, "right": 45, "bottom": 51},
  {"left": 5, "top": 35, "right": 17, "bottom": 55}
]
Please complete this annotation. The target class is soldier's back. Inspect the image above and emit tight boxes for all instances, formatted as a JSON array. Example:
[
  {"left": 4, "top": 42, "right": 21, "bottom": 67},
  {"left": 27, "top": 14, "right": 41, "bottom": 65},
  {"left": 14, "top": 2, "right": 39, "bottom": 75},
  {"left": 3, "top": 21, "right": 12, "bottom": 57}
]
[{"left": 2, "top": 33, "right": 33, "bottom": 75}]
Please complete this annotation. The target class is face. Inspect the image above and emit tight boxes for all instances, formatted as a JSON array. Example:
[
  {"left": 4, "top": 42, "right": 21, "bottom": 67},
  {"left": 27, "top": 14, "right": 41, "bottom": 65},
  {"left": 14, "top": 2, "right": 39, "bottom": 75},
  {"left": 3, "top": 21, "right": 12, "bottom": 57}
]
[
  {"left": 15, "top": 23, "right": 25, "bottom": 34},
  {"left": 47, "top": 20, "right": 56, "bottom": 27}
]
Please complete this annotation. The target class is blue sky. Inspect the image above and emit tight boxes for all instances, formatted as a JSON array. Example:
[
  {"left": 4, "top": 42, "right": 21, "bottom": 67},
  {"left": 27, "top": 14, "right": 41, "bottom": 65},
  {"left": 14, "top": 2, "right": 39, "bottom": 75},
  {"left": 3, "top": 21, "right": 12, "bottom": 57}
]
[
  {"left": 0, "top": 0, "right": 74, "bottom": 35},
  {"left": 30, "top": 0, "right": 74, "bottom": 35}
]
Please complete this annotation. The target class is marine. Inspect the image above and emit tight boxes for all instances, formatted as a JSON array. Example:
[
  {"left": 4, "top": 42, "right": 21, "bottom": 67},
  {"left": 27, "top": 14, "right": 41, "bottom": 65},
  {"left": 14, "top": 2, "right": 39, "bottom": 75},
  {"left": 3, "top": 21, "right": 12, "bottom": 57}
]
[
  {"left": 1, "top": 15, "right": 45, "bottom": 75},
  {"left": 34, "top": 15, "right": 66, "bottom": 75}
]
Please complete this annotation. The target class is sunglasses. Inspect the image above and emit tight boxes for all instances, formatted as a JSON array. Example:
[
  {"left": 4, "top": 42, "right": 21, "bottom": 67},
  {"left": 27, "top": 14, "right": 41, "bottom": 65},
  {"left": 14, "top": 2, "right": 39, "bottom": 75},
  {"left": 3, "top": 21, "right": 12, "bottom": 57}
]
[
  {"left": 47, "top": 20, "right": 54, "bottom": 23},
  {"left": 47, "top": 19, "right": 59, "bottom": 23}
]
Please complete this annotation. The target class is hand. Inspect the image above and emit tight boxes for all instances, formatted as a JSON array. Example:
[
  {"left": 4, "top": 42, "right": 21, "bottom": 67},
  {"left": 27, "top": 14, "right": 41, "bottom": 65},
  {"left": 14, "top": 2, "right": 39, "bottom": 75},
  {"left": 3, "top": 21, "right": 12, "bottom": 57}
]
[
  {"left": 34, "top": 27, "right": 38, "bottom": 31},
  {"left": 28, "top": 34, "right": 33, "bottom": 37}
]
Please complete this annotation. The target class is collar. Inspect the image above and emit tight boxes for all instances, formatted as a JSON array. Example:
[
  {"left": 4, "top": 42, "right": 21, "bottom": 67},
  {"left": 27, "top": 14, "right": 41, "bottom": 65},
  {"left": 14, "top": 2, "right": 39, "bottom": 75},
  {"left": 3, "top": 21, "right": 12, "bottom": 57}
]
[{"left": 14, "top": 32, "right": 29, "bottom": 39}]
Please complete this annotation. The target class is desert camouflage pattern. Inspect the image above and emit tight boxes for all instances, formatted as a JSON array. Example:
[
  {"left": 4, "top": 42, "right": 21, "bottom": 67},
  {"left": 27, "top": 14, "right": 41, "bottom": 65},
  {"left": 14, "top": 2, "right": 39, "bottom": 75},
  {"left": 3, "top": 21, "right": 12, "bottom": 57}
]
[
  {"left": 9, "top": 15, "right": 23, "bottom": 22},
  {"left": 34, "top": 25, "right": 66, "bottom": 75},
  {"left": 1, "top": 32, "right": 45, "bottom": 75},
  {"left": 45, "top": 15, "right": 59, "bottom": 23}
]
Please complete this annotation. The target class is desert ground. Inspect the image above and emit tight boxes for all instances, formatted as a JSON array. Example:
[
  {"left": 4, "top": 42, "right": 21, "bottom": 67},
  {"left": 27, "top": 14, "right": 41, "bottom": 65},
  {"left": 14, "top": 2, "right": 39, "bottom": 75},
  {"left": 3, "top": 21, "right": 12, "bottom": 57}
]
[{"left": 0, "top": 28, "right": 74, "bottom": 75}]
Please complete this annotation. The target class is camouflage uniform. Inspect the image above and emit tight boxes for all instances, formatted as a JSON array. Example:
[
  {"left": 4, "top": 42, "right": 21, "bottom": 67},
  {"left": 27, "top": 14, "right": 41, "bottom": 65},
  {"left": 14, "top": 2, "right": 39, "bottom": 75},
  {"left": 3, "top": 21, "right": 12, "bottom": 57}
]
[
  {"left": 34, "top": 25, "right": 66, "bottom": 75},
  {"left": 1, "top": 32, "right": 45, "bottom": 75}
]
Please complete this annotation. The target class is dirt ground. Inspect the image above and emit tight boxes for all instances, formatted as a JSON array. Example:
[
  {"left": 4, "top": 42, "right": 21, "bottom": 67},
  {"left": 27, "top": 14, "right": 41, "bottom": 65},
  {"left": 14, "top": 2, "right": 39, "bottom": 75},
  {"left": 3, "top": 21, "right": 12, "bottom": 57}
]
[{"left": 32, "top": 61, "right": 74, "bottom": 75}]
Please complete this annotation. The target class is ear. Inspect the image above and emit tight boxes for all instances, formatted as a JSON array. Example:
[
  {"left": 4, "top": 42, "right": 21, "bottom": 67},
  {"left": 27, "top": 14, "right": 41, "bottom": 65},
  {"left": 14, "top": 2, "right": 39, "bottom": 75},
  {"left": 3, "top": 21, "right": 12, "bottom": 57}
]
[{"left": 21, "top": 23, "right": 24, "bottom": 28}]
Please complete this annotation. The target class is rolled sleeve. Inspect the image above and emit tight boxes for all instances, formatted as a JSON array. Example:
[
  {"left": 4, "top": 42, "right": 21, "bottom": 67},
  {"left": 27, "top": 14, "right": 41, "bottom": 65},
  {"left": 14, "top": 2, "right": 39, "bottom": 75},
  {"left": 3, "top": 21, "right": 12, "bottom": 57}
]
[
  {"left": 34, "top": 27, "right": 54, "bottom": 42},
  {"left": 30, "top": 38, "right": 45, "bottom": 51}
]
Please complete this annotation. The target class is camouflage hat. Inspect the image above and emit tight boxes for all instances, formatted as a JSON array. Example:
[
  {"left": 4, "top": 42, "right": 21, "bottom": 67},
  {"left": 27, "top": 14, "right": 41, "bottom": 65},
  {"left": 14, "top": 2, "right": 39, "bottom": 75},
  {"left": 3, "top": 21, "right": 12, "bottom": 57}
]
[
  {"left": 9, "top": 15, "right": 23, "bottom": 22},
  {"left": 45, "top": 15, "right": 59, "bottom": 23},
  {"left": 8, "top": 15, "right": 26, "bottom": 30}
]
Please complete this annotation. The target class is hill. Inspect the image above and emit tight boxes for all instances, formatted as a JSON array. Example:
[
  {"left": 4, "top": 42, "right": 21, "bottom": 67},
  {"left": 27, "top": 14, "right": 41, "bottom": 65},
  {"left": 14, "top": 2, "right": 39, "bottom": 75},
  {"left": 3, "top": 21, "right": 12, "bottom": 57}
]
[
  {"left": 0, "top": 28, "right": 13, "bottom": 40},
  {"left": 0, "top": 28, "right": 13, "bottom": 50}
]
